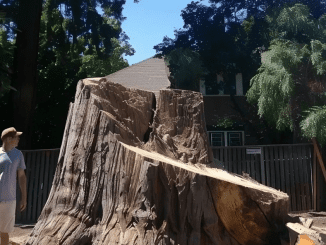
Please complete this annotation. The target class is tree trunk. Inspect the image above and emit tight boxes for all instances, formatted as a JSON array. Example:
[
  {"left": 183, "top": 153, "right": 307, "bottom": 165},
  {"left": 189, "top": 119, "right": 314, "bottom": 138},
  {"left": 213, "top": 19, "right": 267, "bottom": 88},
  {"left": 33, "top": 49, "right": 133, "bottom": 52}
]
[
  {"left": 8, "top": 0, "right": 43, "bottom": 150},
  {"left": 24, "top": 78, "right": 290, "bottom": 245}
]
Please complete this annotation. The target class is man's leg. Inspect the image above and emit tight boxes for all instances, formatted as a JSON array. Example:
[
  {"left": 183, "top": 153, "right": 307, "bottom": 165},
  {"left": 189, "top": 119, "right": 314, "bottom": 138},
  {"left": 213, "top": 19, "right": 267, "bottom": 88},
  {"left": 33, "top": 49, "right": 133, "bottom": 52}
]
[{"left": 0, "top": 231, "right": 9, "bottom": 245}]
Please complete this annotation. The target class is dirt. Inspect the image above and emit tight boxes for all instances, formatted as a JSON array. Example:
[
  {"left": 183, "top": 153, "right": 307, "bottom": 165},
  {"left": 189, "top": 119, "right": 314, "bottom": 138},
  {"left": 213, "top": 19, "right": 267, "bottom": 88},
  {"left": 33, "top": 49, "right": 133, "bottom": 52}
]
[{"left": 0, "top": 225, "right": 35, "bottom": 245}]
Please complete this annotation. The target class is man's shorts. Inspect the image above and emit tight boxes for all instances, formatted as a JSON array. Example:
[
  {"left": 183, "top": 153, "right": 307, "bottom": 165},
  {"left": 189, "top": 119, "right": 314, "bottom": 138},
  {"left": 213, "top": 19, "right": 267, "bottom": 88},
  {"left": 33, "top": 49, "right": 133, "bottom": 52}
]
[{"left": 0, "top": 200, "right": 16, "bottom": 234}]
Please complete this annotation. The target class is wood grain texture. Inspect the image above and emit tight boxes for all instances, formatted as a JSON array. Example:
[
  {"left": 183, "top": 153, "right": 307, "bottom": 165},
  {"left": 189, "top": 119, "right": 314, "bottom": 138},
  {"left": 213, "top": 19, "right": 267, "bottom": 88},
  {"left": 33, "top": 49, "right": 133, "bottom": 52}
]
[{"left": 24, "top": 78, "right": 290, "bottom": 245}]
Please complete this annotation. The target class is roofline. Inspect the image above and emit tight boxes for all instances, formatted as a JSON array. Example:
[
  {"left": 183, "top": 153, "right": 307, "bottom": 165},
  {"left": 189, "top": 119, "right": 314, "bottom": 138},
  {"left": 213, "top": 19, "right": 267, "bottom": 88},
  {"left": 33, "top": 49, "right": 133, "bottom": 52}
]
[{"left": 105, "top": 55, "right": 166, "bottom": 79}]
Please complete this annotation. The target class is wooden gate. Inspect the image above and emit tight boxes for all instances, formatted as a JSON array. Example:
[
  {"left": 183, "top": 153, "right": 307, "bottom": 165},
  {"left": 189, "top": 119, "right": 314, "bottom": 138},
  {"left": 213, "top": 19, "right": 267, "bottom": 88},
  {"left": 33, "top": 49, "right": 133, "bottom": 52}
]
[{"left": 211, "top": 143, "right": 314, "bottom": 212}]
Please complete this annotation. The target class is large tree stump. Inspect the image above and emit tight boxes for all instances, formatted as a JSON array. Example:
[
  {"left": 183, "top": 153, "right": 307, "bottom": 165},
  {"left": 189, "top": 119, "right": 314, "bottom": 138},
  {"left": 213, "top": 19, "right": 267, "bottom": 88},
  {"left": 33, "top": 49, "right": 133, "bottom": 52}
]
[{"left": 24, "top": 78, "right": 290, "bottom": 245}]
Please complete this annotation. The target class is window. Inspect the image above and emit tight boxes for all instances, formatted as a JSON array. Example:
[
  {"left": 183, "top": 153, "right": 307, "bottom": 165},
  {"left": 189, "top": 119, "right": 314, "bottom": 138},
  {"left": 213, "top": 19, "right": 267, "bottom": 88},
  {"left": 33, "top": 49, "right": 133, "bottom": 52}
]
[
  {"left": 209, "top": 131, "right": 243, "bottom": 146},
  {"left": 228, "top": 132, "right": 242, "bottom": 146},
  {"left": 211, "top": 132, "right": 224, "bottom": 146}
]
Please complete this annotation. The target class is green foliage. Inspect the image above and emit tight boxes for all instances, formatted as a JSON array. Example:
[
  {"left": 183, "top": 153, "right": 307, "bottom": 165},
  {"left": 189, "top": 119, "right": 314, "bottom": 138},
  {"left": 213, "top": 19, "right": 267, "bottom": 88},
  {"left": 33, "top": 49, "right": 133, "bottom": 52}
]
[
  {"left": 216, "top": 117, "right": 234, "bottom": 128},
  {"left": 265, "top": 4, "right": 323, "bottom": 44},
  {"left": 30, "top": 0, "right": 134, "bottom": 149},
  {"left": 77, "top": 40, "right": 129, "bottom": 78},
  {"left": 310, "top": 40, "right": 326, "bottom": 75},
  {"left": 155, "top": 1, "right": 247, "bottom": 92},
  {"left": 300, "top": 105, "right": 326, "bottom": 147},
  {"left": 0, "top": 28, "right": 15, "bottom": 99},
  {"left": 165, "top": 47, "right": 207, "bottom": 91},
  {"left": 246, "top": 4, "right": 326, "bottom": 146}
]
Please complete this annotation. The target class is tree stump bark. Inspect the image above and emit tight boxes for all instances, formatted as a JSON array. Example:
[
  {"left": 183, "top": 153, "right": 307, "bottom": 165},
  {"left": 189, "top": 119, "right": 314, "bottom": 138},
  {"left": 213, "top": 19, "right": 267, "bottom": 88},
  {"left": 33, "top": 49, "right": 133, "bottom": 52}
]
[{"left": 24, "top": 78, "right": 290, "bottom": 245}]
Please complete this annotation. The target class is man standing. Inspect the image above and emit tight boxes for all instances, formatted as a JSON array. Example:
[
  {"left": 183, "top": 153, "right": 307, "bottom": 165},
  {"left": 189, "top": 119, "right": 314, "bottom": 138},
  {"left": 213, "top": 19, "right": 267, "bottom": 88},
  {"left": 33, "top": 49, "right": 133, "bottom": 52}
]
[{"left": 0, "top": 127, "right": 27, "bottom": 245}]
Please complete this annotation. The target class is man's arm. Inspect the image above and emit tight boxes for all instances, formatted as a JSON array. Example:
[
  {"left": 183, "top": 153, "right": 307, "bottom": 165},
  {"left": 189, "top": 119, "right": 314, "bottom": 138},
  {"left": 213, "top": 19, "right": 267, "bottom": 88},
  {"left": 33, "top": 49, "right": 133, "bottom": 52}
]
[{"left": 17, "top": 168, "right": 27, "bottom": 202}]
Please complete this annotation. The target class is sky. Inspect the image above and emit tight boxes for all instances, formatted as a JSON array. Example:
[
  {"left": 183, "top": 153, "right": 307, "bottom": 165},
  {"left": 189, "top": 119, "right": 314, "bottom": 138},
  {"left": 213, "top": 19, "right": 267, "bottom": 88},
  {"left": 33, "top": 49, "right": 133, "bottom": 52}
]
[{"left": 96, "top": 0, "right": 214, "bottom": 66}]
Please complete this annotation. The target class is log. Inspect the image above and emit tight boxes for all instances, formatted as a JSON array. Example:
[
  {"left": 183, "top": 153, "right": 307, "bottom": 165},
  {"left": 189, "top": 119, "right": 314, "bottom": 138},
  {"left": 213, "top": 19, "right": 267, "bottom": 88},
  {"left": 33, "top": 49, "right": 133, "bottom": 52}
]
[{"left": 24, "top": 78, "right": 290, "bottom": 245}]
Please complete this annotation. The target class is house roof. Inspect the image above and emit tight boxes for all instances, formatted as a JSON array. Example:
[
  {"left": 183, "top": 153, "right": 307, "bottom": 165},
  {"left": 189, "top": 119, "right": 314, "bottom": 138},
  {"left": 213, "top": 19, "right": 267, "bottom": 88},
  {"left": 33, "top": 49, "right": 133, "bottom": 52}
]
[{"left": 104, "top": 56, "right": 171, "bottom": 96}]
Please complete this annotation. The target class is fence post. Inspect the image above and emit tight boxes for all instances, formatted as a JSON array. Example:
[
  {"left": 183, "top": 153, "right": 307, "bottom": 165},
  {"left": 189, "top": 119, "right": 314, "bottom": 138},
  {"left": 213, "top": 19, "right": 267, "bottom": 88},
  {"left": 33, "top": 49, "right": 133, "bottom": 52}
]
[{"left": 311, "top": 137, "right": 326, "bottom": 211}]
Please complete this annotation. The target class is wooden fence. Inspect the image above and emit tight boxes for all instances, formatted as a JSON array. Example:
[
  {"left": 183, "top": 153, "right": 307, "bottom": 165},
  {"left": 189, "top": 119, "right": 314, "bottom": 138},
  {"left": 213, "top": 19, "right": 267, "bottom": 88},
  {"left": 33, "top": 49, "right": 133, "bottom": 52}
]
[
  {"left": 211, "top": 143, "right": 314, "bottom": 212},
  {"left": 15, "top": 148, "right": 60, "bottom": 224}
]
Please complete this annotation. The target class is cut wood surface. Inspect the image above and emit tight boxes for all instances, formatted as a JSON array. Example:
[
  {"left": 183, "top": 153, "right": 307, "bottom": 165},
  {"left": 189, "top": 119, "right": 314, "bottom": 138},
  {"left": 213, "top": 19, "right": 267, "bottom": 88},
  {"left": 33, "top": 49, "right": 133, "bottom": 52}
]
[{"left": 23, "top": 78, "right": 290, "bottom": 245}]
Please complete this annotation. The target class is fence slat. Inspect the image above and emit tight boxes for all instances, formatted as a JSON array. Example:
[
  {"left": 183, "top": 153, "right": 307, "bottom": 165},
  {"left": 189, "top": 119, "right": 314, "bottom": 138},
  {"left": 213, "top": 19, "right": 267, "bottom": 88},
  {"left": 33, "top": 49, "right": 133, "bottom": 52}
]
[
  {"left": 289, "top": 146, "right": 298, "bottom": 211},
  {"left": 299, "top": 145, "right": 306, "bottom": 211},
  {"left": 255, "top": 153, "right": 261, "bottom": 183},
  {"left": 224, "top": 147, "right": 229, "bottom": 172},
  {"left": 250, "top": 153, "right": 255, "bottom": 179},
  {"left": 246, "top": 148, "right": 250, "bottom": 176},
  {"left": 229, "top": 148, "right": 234, "bottom": 173},
  {"left": 237, "top": 148, "right": 242, "bottom": 175},
  {"left": 301, "top": 145, "right": 307, "bottom": 211},
  {"left": 233, "top": 148, "right": 237, "bottom": 174},
  {"left": 307, "top": 145, "right": 313, "bottom": 210},
  {"left": 279, "top": 146, "right": 286, "bottom": 193},
  {"left": 23, "top": 151, "right": 33, "bottom": 222},
  {"left": 301, "top": 146, "right": 309, "bottom": 211},
  {"left": 304, "top": 145, "right": 312, "bottom": 211},
  {"left": 42, "top": 151, "right": 51, "bottom": 210},
  {"left": 264, "top": 146, "right": 270, "bottom": 187},
  {"left": 262, "top": 147, "right": 266, "bottom": 185},
  {"left": 241, "top": 148, "right": 246, "bottom": 174},
  {"left": 295, "top": 146, "right": 305, "bottom": 210},
  {"left": 220, "top": 148, "right": 224, "bottom": 169},
  {"left": 275, "top": 146, "right": 281, "bottom": 190},
  {"left": 293, "top": 145, "right": 302, "bottom": 211},
  {"left": 283, "top": 146, "right": 292, "bottom": 210},
  {"left": 269, "top": 147, "right": 276, "bottom": 189},
  {"left": 37, "top": 151, "right": 46, "bottom": 220},
  {"left": 27, "top": 152, "right": 37, "bottom": 222},
  {"left": 229, "top": 147, "right": 234, "bottom": 173},
  {"left": 48, "top": 150, "right": 60, "bottom": 196},
  {"left": 44, "top": 150, "right": 58, "bottom": 210},
  {"left": 32, "top": 151, "right": 41, "bottom": 222},
  {"left": 298, "top": 145, "right": 306, "bottom": 210}
]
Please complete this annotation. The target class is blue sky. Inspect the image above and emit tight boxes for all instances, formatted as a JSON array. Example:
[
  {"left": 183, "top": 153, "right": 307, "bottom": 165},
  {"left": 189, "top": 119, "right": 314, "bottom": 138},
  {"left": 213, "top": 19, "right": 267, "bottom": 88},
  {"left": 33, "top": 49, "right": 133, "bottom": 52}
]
[{"left": 96, "top": 0, "right": 214, "bottom": 66}]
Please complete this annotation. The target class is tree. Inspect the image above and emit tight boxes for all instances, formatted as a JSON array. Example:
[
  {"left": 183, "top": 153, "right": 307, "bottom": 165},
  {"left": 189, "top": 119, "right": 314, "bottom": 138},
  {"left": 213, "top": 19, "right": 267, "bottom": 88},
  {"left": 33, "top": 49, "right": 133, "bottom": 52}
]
[
  {"left": 154, "top": 1, "right": 284, "bottom": 144},
  {"left": 0, "top": 28, "right": 16, "bottom": 98},
  {"left": 0, "top": 0, "right": 136, "bottom": 150},
  {"left": 0, "top": 1, "right": 21, "bottom": 98},
  {"left": 28, "top": 1, "right": 135, "bottom": 150},
  {"left": 26, "top": 79, "right": 290, "bottom": 245},
  {"left": 5, "top": 0, "right": 44, "bottom": 150},
  {"left": 246, "top": 4, "right": 326, "bottom": 147},
  {"left": 0, "top": 0, "right": 140, "bottom": 150},
  {"left": 207, "top": 0, "right": 326, "bottom": 24},
  {"left": 163, "top": 47, "right": 207, "bottom": 91},
  {"left": 154, "top": 1, "right": 241, "bottom": 93}
]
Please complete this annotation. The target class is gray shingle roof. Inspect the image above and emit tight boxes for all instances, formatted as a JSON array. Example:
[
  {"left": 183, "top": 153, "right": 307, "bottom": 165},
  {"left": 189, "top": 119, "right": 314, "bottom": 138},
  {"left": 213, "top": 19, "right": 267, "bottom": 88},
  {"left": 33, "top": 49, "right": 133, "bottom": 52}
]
[{"left": 104, "top": 57, "right": 171, "bottom": 95}]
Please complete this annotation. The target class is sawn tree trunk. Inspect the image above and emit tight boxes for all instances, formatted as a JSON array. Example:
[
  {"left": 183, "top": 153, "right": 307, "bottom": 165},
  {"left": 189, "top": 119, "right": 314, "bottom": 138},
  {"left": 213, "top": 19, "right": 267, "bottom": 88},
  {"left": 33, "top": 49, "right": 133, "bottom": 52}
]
[{"left": 24, "top": 78, "right": 290, "bottom": 245}]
